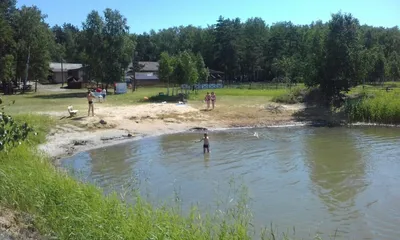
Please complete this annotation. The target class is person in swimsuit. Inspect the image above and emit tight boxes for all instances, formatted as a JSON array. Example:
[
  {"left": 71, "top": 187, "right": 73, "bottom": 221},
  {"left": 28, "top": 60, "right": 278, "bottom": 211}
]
[
  {"left": 210, "top": 92, "right": 216, "bottom": 110},
  {"left": 198, "top": 133, "right": 210, "bottom": 153},
  {"left": 87, "top": 90, "right": 94, "bottom": 116},
  {"left": 205, "top": 92, "right": 211, "bottom": 110},
  {"left": 102, "top": 88, "right": 107, "bottom": 101}
]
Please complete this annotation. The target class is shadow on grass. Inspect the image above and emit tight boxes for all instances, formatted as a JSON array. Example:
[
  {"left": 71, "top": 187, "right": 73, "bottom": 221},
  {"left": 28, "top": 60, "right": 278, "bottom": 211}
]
[
  {"left": 141, "top": 95, "right": 185, "bottom": 103},
  {"left": 32, "top": 92, "right": 86, "bottom": 99},
  {"left": 70, "top": 116, "right": 86, "bottom": 121},
  {"left": 292, "top": 106, "right": 343, "bottom": 126},
  {"left": 292, "top": 88, "right": 349, "bottom": 127}
]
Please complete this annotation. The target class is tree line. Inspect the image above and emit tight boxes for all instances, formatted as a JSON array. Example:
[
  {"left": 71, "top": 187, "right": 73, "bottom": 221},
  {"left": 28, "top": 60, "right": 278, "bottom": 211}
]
[
  {"left": 0, "top": 0, "right": 135, "bottom": 91},
  {"left": 1, "top": 0, "right": 399, "bottom": 101},
  {"left": 139, "top": 15, "right": 399, "bottom": 101}
]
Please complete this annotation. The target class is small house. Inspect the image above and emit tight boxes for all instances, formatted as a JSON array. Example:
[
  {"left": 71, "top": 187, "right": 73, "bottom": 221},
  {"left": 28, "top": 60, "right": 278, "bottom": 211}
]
[
  {"left": 48, "top": 62, "right": 85, "bottom": 84},
  {"left": 126, "top": 61, "right": 160, "bottom": 86}
]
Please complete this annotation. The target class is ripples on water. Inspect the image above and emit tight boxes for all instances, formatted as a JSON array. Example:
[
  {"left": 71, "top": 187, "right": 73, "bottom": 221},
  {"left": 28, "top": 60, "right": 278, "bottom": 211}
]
[{"left": 63, "top": 126, "right": 400, "bottom": 240}]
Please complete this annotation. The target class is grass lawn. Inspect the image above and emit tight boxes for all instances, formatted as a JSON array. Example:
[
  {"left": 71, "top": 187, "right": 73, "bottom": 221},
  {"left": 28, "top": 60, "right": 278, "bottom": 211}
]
[{"left": 1, "top": 85, "right": 292, "bottom": 115}]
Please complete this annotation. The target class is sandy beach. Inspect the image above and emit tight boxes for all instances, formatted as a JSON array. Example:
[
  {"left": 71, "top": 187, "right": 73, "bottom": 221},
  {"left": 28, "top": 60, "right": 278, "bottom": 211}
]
[{"left": 38, "top": 102, "right": 305, "bottom": 161}]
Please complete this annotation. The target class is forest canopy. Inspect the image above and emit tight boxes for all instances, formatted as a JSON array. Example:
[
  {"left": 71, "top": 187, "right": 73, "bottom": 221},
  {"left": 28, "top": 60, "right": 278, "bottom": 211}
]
[{"left": 1, "top": 0, "right": 399, "bottom": 101}]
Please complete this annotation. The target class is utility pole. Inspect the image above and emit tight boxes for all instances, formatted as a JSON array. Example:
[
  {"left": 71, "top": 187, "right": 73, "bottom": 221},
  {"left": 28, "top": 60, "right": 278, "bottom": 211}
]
[{"left": 23, "top": 46, "right": 31, "bottom": 94}]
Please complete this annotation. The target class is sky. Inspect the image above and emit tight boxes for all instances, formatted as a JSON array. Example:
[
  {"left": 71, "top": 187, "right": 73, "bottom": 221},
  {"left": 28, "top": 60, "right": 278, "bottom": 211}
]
[{"left": 16, "top": 0, "right": 400, "bottom": 34}]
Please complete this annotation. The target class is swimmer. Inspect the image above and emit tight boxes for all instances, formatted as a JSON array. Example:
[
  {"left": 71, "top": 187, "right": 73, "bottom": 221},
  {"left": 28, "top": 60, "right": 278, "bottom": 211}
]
[{"left": 197, "top": 133, "right": 210, "bottom": 153}]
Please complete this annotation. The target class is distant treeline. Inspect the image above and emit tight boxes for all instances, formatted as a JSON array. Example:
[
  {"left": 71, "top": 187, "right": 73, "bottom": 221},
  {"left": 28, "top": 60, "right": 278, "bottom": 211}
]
[{"left": 1, "top": 0, "right": 399, "bottom": 100}]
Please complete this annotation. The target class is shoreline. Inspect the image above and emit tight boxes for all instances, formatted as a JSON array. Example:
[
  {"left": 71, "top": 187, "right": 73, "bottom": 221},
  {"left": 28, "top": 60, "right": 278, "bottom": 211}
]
[
  {"left": 46, "top": 120, "right": 308, "bottom": 165},
  {"left": 37, "top": 102, "right": 400, "bottom": 164},
  {"left": 45, "top": 119, "right": 399, "bottom": 166},
  {"left": 38, "top": 102, "right": 304, "bottom": 163}
]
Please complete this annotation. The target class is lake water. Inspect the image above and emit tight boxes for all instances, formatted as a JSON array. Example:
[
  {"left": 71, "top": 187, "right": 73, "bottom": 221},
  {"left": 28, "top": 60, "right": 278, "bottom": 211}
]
[{"left": 62, "top": 127, "right": 400, "bottom": 240}]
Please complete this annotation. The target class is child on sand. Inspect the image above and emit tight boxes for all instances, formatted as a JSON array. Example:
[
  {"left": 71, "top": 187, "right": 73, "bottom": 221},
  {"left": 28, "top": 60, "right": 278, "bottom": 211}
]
[
  {"left": 210, "top": 92, "right": 216, "bottom": 109},
  {"left": 197, "top": 133, "right": 210, "bottom": 153},
  {"left": 204, "top": 92, "right": 211, "bottom": 110}
]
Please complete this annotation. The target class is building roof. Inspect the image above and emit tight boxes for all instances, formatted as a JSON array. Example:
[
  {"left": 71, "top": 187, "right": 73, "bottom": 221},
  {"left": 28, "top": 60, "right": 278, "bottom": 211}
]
[
  {"left": 135, "top": 72, "right": 159, "bottom": 80},
  {"left": 127, "top": 61, "right": 159, "bottom": 72},
  {"left": 125, "top": 73, "right": 159, "bottom": 81},
  {"left": 50, "top": 62, "right": 83, "bottom": 72},
  {"left": 209, "top": 69, "right": 224, "bottom": 74}
]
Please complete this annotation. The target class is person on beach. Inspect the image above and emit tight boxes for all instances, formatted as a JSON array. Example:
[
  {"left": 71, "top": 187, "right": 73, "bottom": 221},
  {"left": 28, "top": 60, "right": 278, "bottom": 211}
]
[
  {"left": 87, "top": 90, "right": 94, "bottom": 117},
  {"left": 204, "top": 92, "right": 211, "bottom": 110},
  {"left": 210, "top": 92, "right": 216, "bottom": 110},
  {"left": 102, "top": 88, "right": 107, "bottom": 101},
  {"left": 197, "top": 133, "right": 210, "bottom": 153}
]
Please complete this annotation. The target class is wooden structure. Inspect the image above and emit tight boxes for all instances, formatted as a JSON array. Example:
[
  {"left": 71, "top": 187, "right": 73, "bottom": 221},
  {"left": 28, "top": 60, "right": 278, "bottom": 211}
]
[
  {"left": 48, "top": 62, "right": 88, "bottom": 85},
  {"left": 125, "top": 61, "right": 160, "bottom": 86},
  {"left": 207, "top": 69, "right": 225, "bottom": 84}
]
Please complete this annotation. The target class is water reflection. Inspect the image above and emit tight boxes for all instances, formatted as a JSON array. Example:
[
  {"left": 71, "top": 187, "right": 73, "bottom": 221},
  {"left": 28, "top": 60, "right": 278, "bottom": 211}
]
[
  {"left": 203, "top": 154, "right": 210, "bottom": 168},
  {"left": 305, "top": 128, "right": 367, "bottom": 210},
  {"left": 304, "top": 128, "right": 369, "bottom": 237}
]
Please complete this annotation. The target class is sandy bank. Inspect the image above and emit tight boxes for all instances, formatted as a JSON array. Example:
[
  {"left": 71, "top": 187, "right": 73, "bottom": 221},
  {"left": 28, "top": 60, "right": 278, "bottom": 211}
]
[{"left": 38, "top": 102, "right": 305, "bottom": 161}]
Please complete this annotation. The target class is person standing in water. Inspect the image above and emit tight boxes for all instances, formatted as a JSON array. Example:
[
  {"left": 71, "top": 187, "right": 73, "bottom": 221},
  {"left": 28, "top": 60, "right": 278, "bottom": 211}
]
[
  {"left": 87, "top": 90, "right": 94, "bottom": 116},
  {"left": 210, "top": 92, "right": 216, "bottom": 109},
  {"left": 204, "top": 92, "right": 211, "bottom": 110},
  {"left": 197, "top": 133, "right": 210, "bottom": 153}
]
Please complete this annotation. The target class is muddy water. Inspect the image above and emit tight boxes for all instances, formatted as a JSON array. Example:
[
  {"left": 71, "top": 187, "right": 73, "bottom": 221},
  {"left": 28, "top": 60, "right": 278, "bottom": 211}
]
[{"left": 63, "top": 127, "right": 400, "bottom": 240}]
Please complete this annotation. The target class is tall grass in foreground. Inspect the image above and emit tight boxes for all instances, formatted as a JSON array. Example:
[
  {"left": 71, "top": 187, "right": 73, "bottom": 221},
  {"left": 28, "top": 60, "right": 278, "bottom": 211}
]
[
  {"left": 0, "top": 115, "right": 300, "bottom": 239},
  {"left": 345, "top": 90, "right": 400, "bottom": 124}
]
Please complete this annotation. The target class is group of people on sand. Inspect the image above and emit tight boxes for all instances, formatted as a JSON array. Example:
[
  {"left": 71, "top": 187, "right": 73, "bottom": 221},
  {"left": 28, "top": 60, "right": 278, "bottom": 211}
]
[{"left": 204, "top": 92, "right": 217, "bottom": 110}]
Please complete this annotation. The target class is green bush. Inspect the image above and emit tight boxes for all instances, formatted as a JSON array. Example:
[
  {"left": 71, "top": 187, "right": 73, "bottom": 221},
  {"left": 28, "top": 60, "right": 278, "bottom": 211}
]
[
  {"left": 272, "top": 87, "right": 305, "bottom": 104},
  {"left": 0, "top": 98, "right": 34, "bottom": 151}
]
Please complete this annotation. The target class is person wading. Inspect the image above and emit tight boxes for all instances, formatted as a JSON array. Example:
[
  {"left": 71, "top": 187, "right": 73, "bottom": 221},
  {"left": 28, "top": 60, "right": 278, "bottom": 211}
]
[{"left": 87, "top": 90, "right": 95, "bottom": 116}]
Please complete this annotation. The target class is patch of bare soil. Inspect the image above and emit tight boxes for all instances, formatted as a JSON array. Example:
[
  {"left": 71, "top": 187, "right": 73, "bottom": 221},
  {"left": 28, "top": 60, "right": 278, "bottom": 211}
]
[{"left": 0, "top": 207, "right": 46, "bottom": 240}]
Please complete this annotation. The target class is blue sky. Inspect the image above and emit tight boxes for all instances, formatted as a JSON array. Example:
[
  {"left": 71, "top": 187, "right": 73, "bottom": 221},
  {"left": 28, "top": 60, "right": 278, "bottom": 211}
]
[{"left": 17, "top": 0, "right": 400, "bottom": 34}]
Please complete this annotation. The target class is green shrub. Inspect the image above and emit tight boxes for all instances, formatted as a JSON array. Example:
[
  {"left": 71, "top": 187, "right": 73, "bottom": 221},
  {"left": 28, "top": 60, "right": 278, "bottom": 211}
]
[
  {"left": 0, "top": 98, "right": 35, "bottom": 151},
  {"left": 272, "top": 87, "right": 305, "bottom": 104}
]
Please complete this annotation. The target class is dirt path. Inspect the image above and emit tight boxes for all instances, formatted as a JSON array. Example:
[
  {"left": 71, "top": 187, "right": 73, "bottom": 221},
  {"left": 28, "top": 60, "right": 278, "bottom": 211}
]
[{"left": 38, "top": 102, "right": 305, "bottom": 161}]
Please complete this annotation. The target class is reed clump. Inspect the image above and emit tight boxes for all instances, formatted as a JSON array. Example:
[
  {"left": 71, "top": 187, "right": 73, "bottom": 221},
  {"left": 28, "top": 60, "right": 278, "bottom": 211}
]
[{"left": 345, "top": 90, "right": 400, "bottom": 124}]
